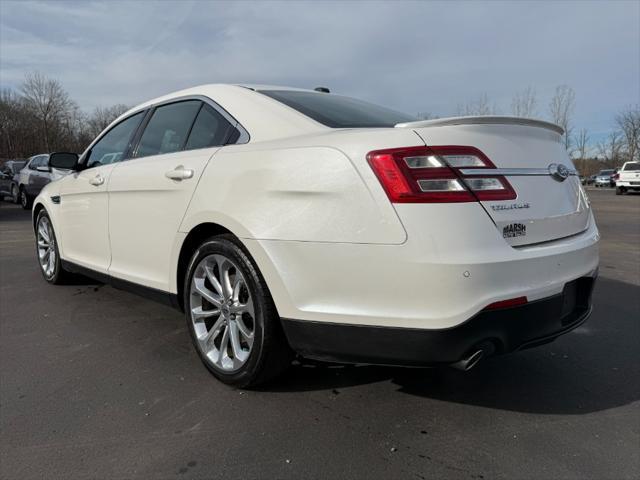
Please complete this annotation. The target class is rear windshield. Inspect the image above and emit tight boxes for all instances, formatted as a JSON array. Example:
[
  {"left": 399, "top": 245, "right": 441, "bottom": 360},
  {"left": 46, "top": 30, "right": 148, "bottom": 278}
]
[
  {"left": 259, "top": 90, "right": 416, "bottom": 128},
  {"left": 623, "top": 162, "right": 640, "bottom": 171}
]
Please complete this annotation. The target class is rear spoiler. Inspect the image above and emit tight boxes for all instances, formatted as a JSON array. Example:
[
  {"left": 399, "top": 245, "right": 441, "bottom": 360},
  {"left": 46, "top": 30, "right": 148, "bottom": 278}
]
[{"left": 395, "top": 116, "right": 564, "bottom": 136}]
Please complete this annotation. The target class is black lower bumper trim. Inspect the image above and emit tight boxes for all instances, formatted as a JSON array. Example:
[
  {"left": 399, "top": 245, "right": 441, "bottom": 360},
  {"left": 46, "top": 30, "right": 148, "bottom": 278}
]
[{"left": 281, "top": 277, "right": 595, "bottom": 366}]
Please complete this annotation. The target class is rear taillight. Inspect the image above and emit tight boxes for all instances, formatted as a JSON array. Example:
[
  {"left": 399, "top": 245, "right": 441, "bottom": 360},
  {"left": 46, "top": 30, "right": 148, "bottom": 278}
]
[{"left": 367, "top": 146, "right": 516, "bottom": 203}]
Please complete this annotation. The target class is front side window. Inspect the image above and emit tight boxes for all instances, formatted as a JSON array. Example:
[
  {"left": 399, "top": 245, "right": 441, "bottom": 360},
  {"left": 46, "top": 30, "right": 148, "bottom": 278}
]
[
  {"left": 86, "top": 112, "right": 144, "bottom": 168},
  {"left": 259, "top": 90, "right": 416, "bottom": 128},
  {"left": 135, "top": 101, "right": 201, "bottom": 158},
  {"left": 185, "top": 104, "right": 235, "bottom": 150},
  {"left": 29, "top": 156, "right": 45, "bottom": 169}
]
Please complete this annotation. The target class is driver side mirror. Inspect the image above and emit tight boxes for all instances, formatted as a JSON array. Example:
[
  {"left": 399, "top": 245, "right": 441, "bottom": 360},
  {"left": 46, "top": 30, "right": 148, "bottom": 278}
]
[{"left": 49, "top": 152, "right": 79, "bottom": 171}]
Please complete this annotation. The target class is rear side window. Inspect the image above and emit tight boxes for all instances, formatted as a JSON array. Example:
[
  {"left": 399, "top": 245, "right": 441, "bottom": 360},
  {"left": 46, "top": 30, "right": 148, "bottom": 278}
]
[
  {"left": 185, "top": 104, "right": 235, "bottom": 150},
  {"left": 135, "top": 101, "right": 201, "bottom": 157},
  {"left": 259, "top": 90, "right": 416, "bottom": 128},
  {"left": 86, "top": 112, "right": 145, "bottom": 168},
  {"left": 623, "top": 162, "right": 640, "bottom": 171}
]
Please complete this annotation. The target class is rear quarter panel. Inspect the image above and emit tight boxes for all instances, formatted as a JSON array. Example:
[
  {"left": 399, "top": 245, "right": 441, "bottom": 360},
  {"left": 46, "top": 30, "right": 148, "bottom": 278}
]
[{"left": 180, "top": 138, "right": 414, "bottom": 244}]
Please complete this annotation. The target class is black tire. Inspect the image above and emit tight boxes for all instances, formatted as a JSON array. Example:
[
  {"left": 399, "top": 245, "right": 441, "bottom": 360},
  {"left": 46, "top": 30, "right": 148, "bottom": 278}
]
[
  {"left": 35, "top": 210, "right": 72, "bottom": 284},
  {"left": 11, "top": 184, "right": 19, "bottom": 204},
  {"left": 615, "top": 186, "right": 626, "bottom": 195},
  {"left": 20, "top": 187, "right": 32, "bottom": 210},
  {"left": 184, "top": 234, "right": 292, "bottom": 388}
]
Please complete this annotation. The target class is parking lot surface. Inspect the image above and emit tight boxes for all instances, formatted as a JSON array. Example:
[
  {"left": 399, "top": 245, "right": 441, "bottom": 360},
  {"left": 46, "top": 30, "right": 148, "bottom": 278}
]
[{"left": 1, "top": 189, "right": 639, "bottom": 480}]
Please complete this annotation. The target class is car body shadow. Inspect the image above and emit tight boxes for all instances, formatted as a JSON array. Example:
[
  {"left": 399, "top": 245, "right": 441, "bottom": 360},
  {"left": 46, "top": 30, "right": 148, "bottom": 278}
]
[{"left": 264, "top": 277, "right": 640, "bottom": 415}]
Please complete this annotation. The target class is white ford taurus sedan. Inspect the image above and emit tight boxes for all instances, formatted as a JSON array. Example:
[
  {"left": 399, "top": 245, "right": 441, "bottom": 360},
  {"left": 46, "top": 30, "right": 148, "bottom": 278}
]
[{"left": 33, "top": 84, "right": 599, "bottom": 387}]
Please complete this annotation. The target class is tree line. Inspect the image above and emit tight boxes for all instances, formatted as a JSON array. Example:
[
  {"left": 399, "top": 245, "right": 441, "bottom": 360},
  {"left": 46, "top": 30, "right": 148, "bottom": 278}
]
[
  {"left": 0, "top": 72, "right": 128, "bottom": 161},
  {"left": 1, "top": 73, "right": 638, "bottom": 177}
]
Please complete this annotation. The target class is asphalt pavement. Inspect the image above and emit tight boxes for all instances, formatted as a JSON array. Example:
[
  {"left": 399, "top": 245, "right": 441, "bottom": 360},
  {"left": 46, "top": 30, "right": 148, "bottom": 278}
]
[{"left": 1, "top": 189, "right": 638, "bottom": 479}]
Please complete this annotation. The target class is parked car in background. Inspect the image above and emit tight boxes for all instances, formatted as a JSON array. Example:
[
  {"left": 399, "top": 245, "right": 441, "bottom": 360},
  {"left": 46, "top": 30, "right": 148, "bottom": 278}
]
[
  {"left": 587, "top": 174, "right": 597, "bottom": 185},
  {"left": 615, "top": 161, "right": 640, "bottom": 195},
  {"left": 594, "top": 169, "right": 615, "bottom": 187},
  {"left": 16, "top": 154, "right": 71, "bottom": 209},
  {"left": 0, "top": 160, "right": 26, "bottom": 203},
  {"left": 32, "top": 84, "right": 598, "bottom": 387}
]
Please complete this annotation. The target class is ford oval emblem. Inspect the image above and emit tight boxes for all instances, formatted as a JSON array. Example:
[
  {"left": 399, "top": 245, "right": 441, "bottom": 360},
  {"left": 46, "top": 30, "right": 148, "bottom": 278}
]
[{"left": 548, "top": 163, "right": 570, "bottom": 182}]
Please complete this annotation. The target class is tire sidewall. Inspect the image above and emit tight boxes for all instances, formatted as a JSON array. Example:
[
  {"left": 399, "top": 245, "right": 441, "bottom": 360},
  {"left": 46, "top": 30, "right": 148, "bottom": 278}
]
[
  {"left": 184, "top": 237, "right": 269, "bottom": 386},
  {"left": 21, "top": 189, "right": 30, "bottom": 209},
  {"left": 35, "top": 210, "right": 63, "bottom": 283}
]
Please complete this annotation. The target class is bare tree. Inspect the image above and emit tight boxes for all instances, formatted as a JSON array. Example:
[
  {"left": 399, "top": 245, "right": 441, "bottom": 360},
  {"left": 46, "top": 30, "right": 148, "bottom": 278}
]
[
  {"left": 549, "top": 85, "right": 575, "bottom": 151},
  {"left": 616, "top": 105, "right": 640, "bottom": 162},
  {"left": 574, "top": 128, "right": 590, "bottom": 160},
  {"left": 597, "top": 131, "right": 623, "bottom": 168},
  {"left": 572, "top": 128, "right": 591, "bottom": 174},
  {"left": 456, "top": 93, "right": 498, "bottom": 116},
  {"left": 511, "top": 86, "right": 537, "bottom": 118},
  {"left": 20, "top": 72, "right": 72, "bottom": 151},
  {"left": 87, "top": 104, "right": 130, "bottom": 138}
]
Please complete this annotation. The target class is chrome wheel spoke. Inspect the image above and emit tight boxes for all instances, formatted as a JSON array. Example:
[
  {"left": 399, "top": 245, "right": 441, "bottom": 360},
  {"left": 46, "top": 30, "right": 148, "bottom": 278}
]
[
  {"left": 232, "top": 278, "right": 243, "bottom": 302},
  {"left": 39, "top": 225, "right": 50, "bottom": 243},
  {"left": 192, "top": 305, "right": 220, "bottom": 321},
  {"left": 218, "top": 258, "right": 233, "bottom": 299},
  {"left": 235, "top": 317, "right": 254, "bottom": 345},
  {"left": 194, "top": 278, "right": 222, "bottom": 307},
  {"left": 204, "top": 265, "right": 224, "bottom": 297},
  {"left": 216, "top": 325, "right": 230, "bottom": 366},
  {"left": 229, "top": 321, "right": 249, "bottom": 364},
  {"left": 203, "top": 316, "right": 225, "bottom": 345}
]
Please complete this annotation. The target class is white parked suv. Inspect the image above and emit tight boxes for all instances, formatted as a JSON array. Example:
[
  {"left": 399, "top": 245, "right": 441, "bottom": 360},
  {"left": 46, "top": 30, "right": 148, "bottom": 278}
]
[
  {"left": 615, "top": 161, "right": 640, "bottom": 194},
  {"left": 34, "top": 84, "right": 599, "bottom": 387}
]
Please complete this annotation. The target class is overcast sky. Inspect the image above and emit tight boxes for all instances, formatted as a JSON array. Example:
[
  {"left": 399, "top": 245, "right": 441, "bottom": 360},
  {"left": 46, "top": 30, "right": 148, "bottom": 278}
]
[{"left": 1, "top": 0, "right": 638, "bottom": 143}]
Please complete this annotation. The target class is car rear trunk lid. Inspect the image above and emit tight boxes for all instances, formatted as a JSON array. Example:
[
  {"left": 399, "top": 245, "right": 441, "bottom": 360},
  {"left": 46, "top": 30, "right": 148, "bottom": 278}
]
[{"left": 396, "top": 117, "right": 590, "bottom": 246}]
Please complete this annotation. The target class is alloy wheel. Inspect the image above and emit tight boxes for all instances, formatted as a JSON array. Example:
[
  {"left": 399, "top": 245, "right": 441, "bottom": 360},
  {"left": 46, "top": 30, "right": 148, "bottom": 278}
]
[
  {"left": 189, "top": 254, "right": 256, "bottom": 372},
  {"left": 21, "top": 190, "right": 27, "bottom": 208},
  {"left": 37, "top": 216, "right": 56, "bottom": 278}
]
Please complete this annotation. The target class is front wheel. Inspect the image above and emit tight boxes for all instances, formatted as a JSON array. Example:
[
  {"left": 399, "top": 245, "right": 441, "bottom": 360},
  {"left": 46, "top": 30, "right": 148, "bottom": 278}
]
[
  {"left": 35, "top": 210, "right": 72, "bottom": 284},
  {"left": 184, "top": 235, "right": 292, "bottom": 387}
]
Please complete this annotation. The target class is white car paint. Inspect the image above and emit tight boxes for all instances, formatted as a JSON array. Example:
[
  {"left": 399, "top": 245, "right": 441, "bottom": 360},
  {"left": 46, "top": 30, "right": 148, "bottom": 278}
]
[{"left": 34, "top": 84, "right": 599, "bottom": 369}]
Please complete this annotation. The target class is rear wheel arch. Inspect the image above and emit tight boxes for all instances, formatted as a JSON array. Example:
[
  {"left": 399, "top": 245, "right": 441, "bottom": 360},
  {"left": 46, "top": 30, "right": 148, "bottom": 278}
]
[{"left": 176, "top": 223, "right": 235, "bottom": 311}]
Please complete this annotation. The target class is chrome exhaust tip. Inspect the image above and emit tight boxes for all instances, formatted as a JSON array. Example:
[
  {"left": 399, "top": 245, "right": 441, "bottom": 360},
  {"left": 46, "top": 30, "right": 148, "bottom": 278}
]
[{"left": 451, "top": 349, "right": 485, "bottom": 371}]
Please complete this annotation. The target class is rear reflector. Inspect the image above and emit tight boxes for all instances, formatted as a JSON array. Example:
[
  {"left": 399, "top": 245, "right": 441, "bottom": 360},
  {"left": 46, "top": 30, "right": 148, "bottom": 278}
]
[
  {"left": 483, "top": 296, "right": 528, "bottom": 311},
  {"left": 367, "top": 145, "right": 516, "bottom": 203}
]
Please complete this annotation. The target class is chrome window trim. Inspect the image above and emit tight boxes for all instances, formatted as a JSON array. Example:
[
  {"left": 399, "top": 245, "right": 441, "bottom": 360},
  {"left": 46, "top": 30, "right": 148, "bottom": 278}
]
[
  {"left": 142, "top": 94, "right": 250, "bottom": 145},
  {"left": 80, "top": 94, "right": 250, "bottom": 167}
]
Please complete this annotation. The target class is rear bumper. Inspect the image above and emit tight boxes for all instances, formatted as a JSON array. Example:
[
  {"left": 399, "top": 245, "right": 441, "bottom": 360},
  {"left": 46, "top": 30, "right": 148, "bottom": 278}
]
[
  {"left": 282, "top": 276, "right": 595, "bottom": 366},
  {"left": 616, "top": 181, "right": 640, "bottom": 188}
]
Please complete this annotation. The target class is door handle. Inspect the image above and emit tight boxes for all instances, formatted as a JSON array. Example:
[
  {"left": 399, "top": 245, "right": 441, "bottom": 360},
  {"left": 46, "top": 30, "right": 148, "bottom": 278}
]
[
  {"left": 89, "top": 174, "right": 104, "bottom": 186},
  {"left": 165, "top": 166, "right": 194, "bottom": 181}
]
